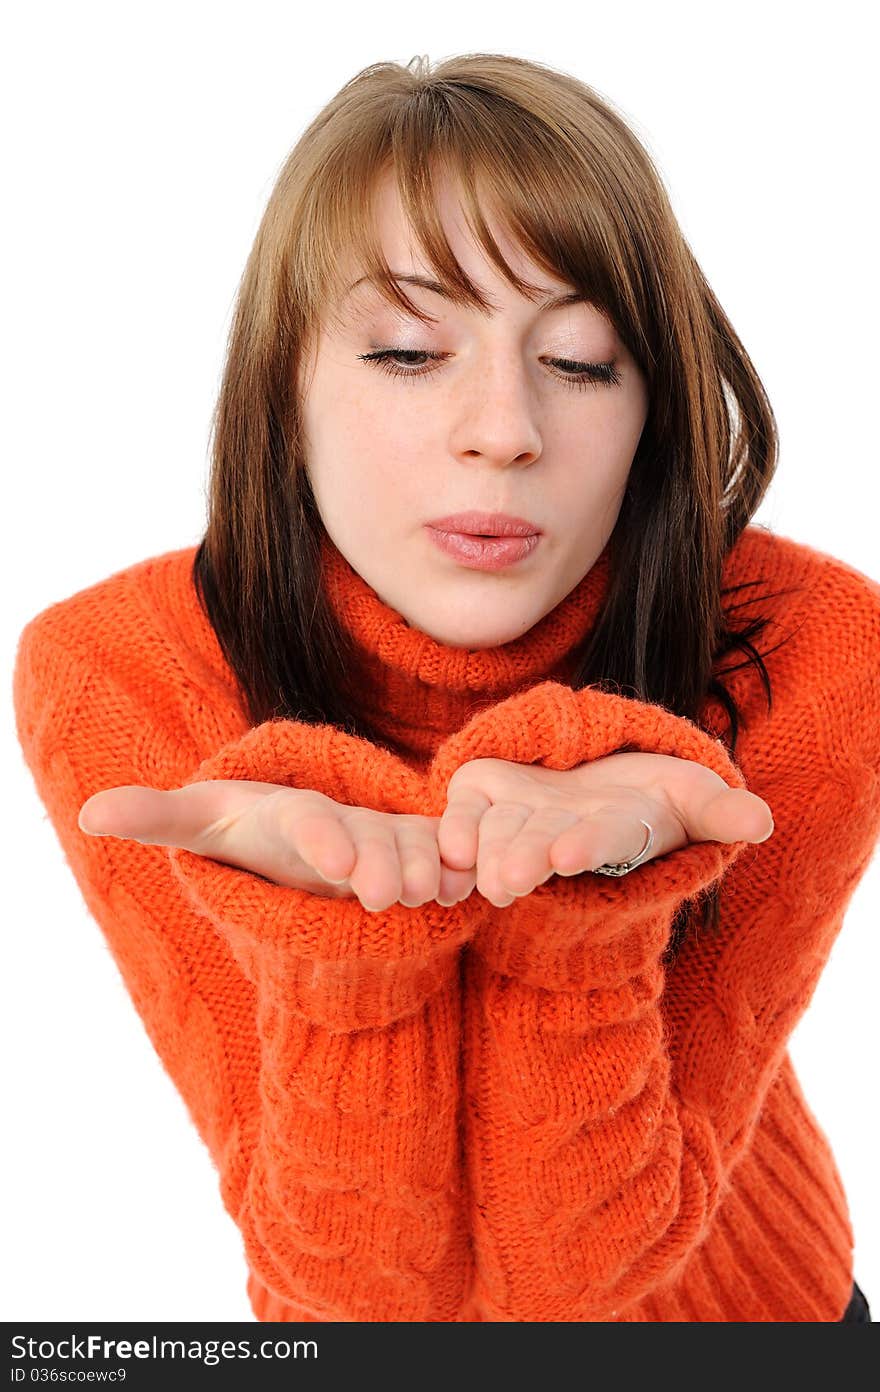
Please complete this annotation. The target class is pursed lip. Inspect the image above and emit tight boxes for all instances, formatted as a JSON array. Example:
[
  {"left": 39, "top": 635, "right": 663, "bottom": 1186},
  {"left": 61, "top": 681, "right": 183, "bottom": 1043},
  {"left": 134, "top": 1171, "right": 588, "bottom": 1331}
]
[{"left": 425, "top": 511, "right": 542, "bottom": 537}]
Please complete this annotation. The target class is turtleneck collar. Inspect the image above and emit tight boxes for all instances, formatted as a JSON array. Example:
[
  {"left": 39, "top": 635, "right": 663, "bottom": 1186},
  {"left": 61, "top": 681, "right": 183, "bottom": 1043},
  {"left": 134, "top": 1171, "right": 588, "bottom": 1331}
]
[{"left": 320, "top": 533, "right": 612, "bottom": 769}]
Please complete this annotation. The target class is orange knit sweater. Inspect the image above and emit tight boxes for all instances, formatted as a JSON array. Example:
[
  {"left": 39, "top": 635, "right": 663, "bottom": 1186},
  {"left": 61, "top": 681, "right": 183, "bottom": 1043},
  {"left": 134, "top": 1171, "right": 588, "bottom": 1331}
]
[{"left": 12, "top": 524, "right": 880, "bottom": 1322}]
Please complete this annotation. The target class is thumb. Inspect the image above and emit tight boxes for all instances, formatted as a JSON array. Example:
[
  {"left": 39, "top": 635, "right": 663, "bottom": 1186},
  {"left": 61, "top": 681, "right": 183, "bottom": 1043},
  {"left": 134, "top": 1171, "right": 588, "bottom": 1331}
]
[
  {"left": 78, "top": 786, "right": 181, "bottom": 844},
  {"left": 697, "top": 786, "right": 774, "bottom": 846}
]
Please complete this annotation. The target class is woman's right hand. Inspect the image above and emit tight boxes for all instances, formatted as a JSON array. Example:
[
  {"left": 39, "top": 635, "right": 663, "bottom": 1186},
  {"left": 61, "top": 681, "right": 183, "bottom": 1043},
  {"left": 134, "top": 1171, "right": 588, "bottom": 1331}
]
[{"left": 78, "top": 780, "right": 478, "bottom": 912}]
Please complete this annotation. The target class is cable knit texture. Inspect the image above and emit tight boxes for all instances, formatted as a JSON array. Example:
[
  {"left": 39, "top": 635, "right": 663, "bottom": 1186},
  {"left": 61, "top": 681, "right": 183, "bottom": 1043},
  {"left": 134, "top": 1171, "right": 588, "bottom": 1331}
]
[{"left": 12, "top": 524, "right": 880, "bottom": 1322}]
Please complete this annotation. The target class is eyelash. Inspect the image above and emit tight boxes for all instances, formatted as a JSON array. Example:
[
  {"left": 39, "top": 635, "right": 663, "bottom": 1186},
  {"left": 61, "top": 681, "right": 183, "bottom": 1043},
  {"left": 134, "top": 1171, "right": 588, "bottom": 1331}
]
[{"left": 356, "top": 348, "right": 623, "bottom": 391}]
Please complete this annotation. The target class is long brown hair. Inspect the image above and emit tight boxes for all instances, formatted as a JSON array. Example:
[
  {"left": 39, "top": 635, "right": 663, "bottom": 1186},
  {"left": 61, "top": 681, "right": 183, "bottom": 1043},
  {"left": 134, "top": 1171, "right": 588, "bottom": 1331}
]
[{"left": 192, "top": 53, "right": 804, "bottom": 958}]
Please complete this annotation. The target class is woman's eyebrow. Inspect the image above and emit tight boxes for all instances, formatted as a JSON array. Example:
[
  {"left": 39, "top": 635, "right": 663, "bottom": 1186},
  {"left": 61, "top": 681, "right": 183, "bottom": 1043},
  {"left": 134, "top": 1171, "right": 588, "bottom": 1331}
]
[{"left": 344, "top": 272, "right": 588, "bottom": 316}]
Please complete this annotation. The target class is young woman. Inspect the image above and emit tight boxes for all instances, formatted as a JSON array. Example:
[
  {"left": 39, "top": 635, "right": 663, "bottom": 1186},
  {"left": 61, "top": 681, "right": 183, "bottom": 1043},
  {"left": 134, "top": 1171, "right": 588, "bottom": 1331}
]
[{"left": 13, "top": 53, "right": 878, "bottom": 1322}]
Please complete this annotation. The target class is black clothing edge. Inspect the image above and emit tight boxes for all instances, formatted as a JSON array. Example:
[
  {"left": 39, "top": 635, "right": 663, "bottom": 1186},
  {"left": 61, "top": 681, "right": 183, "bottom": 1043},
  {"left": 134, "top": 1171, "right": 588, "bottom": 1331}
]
[{"left": 840, "top": 1278, "right": 871, "bottom": 1322}]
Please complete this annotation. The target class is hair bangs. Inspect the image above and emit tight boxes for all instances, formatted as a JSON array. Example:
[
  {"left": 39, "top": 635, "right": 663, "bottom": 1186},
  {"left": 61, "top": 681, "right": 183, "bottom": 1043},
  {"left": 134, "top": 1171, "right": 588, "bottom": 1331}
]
[{"left": 306, "top": 84, "right": 642, "bottom": 357}]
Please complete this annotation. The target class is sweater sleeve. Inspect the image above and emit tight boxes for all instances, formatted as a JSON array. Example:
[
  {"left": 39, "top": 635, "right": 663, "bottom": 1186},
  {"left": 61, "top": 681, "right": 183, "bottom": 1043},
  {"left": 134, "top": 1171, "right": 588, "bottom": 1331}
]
[
  {"left": 425, "top": 647, "right": 880, "bottom": 1320},
  {"left": 13, "top": 624, "right": 479, "bottom": 1322}
]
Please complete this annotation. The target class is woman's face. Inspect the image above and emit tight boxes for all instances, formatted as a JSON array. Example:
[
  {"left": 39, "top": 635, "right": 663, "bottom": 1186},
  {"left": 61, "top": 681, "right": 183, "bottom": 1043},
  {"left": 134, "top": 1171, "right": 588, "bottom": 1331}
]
[{"left": 298, "top": 168, "right": 649, "bottom": 649}]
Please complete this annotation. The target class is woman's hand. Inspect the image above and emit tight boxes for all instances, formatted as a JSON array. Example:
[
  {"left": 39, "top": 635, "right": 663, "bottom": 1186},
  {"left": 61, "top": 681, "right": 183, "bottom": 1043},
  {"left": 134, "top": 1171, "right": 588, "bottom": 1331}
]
[
  {"left": 78, "top": 780, "right": 477, "bottom": 912},
  {"left": 436, "top": 752, "right": 775, "bottom": 908}
]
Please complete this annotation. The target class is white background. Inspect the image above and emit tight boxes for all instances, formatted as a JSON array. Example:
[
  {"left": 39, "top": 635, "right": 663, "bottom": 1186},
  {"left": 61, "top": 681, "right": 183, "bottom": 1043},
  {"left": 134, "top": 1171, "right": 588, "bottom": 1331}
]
[{"left": 3, "top": 1, "right": 877, "bottom": 1322}]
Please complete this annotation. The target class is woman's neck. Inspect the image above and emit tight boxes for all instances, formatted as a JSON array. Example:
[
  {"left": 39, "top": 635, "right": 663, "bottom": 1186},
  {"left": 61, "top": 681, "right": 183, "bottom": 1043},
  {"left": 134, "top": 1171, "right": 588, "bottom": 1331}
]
[{"left": 320, "top": 532, "right": 612, "bottom": 769}]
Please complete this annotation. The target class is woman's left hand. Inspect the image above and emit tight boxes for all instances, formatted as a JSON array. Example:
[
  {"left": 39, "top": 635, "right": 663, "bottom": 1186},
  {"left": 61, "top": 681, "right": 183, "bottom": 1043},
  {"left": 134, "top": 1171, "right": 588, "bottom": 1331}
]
[{"left": 437, "top": 752, "right": 774, "bottom": 908}]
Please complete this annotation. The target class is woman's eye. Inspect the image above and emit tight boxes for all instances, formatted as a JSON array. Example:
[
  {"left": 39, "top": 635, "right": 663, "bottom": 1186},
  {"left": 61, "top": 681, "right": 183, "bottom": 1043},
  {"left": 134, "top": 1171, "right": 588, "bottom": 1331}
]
[{"left": 356, "top": 348, "right": 622, "bottom": 390}]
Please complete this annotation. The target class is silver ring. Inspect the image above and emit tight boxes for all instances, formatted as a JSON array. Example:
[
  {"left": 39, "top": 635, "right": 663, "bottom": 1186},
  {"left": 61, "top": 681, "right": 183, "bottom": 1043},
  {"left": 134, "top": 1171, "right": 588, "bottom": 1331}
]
[{"left": 592, "top": 819, "right": 655, "bottom": 877}]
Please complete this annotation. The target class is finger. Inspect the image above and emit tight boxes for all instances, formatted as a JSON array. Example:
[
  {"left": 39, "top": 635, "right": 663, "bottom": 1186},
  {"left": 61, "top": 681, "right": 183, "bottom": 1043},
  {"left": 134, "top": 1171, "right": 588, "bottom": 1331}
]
[
  {"left": 690, "top": 786, "right": 775, "bottom": 846},
  {"left": 658, "top": 760, "right": 774, "bottom": 847},
  {"left": 80, "top": 779, "right": 284, "bottom": 850},
  {"left": 78, "top": 786, "right": 192, "bottom": 847},
  {"left": 494, "top": 806, "right": 584, "bottom": 894},
  {"left": 473, "top": 802, "right": 534, "bottom": 907},
  {"left": 437, "top": 786, "right": 492, "bottom": 870},
  {"left": 436, "top": 861, "right": 478, "bottom": 907},
  {"left": 550, "top": 811, "right": 660, "bottom": 875},
  {"left": 344, "top": 811, "right": 403, "bottom": 913},
  {"left": 394, "top": 816, "right": 442, "bottom": 908},
  {"left": 278, "top": 803, "right": 358, "bottom": 885}
]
